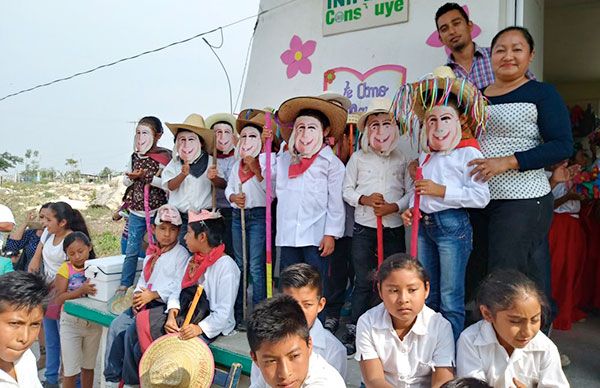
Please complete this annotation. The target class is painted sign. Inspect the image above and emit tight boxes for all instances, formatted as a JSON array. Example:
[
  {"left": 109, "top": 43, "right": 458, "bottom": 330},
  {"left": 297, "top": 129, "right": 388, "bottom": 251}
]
[
  {"left": 323, "top": 65, "right": 406, "bottom": 113},
  {"left": 323, "top": 0, "right": 409, "bottom": 36}
]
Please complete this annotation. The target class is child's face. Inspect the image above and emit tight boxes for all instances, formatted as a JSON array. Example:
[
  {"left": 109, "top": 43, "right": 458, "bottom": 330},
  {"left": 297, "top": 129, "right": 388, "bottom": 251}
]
[
  {"left": 482, "top": 295, "right": 542, "bottom": 355},
  {"left": 0, "top": 305, "right": 43, "bottom": 364},
  {"left": 176, "top": 131, "right": 202, "bottom": 163},
  {"left": 45, "top": 211, "right": 67, "bottom": 235},
  {"left": 239, "top": 126, "right": 262, "bottom": 158},
  {"left": 184, "top": 226, "right": 207, "bottom": 253},
  {"left": 425, "top": 105, "right": 461, "bottom": 152},
  {"left": 367, "top": 113, "right": 397, "bottom": 153},
  {"left": 378, "top": 269, "right": 429, "bottom": 330},
  {"left": 251, "top": 335, "right": 312, "bottom": 388},
  {"left": 65, "top": 239, "right": 91, "bottom": 269},
  {"left": 293, "top": 116, "right": 324, "bottom": 156},
  {"left": 154, "top": 223, "right": 180, "bottom": 248},
  {"left": 214, "top": 123, "right": 235, "bottom": 154},
  {"left": 134, "top": 124, "right": 156, "bottom": 154},
  {"left": 283, "top": 286, "right": 325, "bottom": 330}
]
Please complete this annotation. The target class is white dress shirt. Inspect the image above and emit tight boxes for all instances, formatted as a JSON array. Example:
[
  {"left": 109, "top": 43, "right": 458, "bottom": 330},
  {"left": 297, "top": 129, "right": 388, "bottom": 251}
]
[
  {"left": 225, "top": 153, "right": 277, "bottom": 210},
  {"left": 343, "top": 148, "right": 411, "bottom": 228},
  {"left": 0, "top": 349, "right": 42, "bottom": 387},
  {"left": 167, "top": 254, "right": 240, "bottom": 339},
  {"left": 552, "top": 182, "right": 580, "bottom": 217},
  {"left": 162, "top": 155, "right": 216, "bottom": 213},
  {"left": 134, "top": 244, "right": 189, "bottom": 303},
  {"left": 250, "top": 319, "right": 347, "bottom": 387},
  {"left": 355, "top": 303, "right": 455, "bottom": 388},
  {"left": 216, "top": 155, "right": 237, "bottom": 209},
  {"left": 275, "top": 146, "right": 345, "bottom": 247},
  {"left": 410, "top": 147, "right": 490, "bottom": 214},
  {"left": 457, "top": 320, "right": 569, "bottom": 388},
  {"left": 253, "top": 352, "right": 345, "bottom": 388}
]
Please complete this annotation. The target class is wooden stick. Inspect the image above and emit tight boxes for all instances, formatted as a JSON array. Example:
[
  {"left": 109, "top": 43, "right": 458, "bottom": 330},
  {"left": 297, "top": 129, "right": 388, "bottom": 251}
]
[
  {"left": 239, "top": 183, "right": 248, "bottom": 322},
  {"left": 211, "top": 143, "right": 218, "bottom": 211},
  {"left": 183, "top": 285, "right": 204, "bottom": 327}
]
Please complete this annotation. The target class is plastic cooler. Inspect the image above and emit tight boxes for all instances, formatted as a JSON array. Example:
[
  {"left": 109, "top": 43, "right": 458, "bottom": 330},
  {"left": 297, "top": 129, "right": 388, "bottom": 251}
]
[{"left": 84, "top": 255, "right": 144, "bottom": 302}]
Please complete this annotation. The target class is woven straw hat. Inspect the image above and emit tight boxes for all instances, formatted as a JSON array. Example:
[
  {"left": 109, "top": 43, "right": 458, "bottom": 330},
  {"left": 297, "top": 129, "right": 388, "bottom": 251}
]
[
  {"left": 357, "top": 98, "right": 394, "bottom": 132},
  {"left": 318, "top": 92, "right": 351, "bottom": 111},
  {"left": 277, "top": 96, "right": 348, "bottom": 143},
  {"left": 139, "top": 333, "right": 215, "bottom": 388},
  {"left": 205, "top": 113, "right": 237, "bottom": 131},
  {"left": 165, "top": 114, "right": 215, "bottom": 154},
  {"left": 236, "top": 109, "right": 267, "bottom": 134}
]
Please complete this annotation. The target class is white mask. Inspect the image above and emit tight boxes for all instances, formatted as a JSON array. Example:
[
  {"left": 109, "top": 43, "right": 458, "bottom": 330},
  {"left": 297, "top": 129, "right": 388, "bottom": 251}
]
[
  {"left": 214, "top": 123, "right": 235, "bottom": 154},
  {"left": 176, "top": 131, "right": 202, "bottom": 162},
  {"left": 290, "top": 115, "right": 324, "bottom": 158},
  {"left": 134, "top": 125, "right": 154, "bottom": 154},
  {"left": 236, "top": 126, "right": 262, "bottom": 158}
]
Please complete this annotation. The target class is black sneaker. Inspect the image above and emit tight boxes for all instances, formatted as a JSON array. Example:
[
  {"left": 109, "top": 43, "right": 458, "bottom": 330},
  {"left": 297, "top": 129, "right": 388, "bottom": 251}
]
[
  {"left": 323, "top": 317, "right": 339, "bottom": 334},
  {"left": 341, "top": 323, "right": 356, "bottom": 358}
]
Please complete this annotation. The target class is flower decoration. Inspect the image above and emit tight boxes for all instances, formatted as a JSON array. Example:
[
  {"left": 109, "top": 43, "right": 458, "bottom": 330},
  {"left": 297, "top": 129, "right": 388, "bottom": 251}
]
[
  {"left": 324, "top": 69, "right": 336, "bottom": 85},
  {"left": 280, "top": 35, "right": 317, "bottom": 79},
  {"left": 425, "top": 5, "right": 481, "bottom": 55}
]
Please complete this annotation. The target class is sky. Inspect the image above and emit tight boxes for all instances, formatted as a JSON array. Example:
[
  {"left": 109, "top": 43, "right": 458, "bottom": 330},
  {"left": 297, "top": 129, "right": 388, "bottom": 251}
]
[{"left": 0, "top": 0, "right": 260, "bottom": 175}]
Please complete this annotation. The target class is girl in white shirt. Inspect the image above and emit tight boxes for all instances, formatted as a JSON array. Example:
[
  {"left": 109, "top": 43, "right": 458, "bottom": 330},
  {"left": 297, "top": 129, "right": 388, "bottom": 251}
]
[
  {"left": 457, "top": 269, "right": 569, "bottom": 388},
  {"left": 356, "top": 253, "right": 455, "bottom": 388}
]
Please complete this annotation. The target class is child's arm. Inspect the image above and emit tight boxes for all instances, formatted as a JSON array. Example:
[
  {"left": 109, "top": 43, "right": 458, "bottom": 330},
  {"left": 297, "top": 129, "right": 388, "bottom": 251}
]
[
  {"left": 431, "top": 368, "right": 454, "bottom": 388},
  {"left": 356, "top": 316, "right": 393, "bottom": 388},
  {"left": 322, "top": 158, "right": 346, "bottom": 256},
  {"left": 554, "top": 190, "right": 584, "bottom": 209},
  {"left": 359, "top": 359, "right": 393, "bottom": 388},
  {"left": 438, "top": 149, "right": 490, "bottom": 209},
  {"left": 431, "top": 318, "right": 455, "bottom": 388},
  {"left": 342, "top": 153, "right": 360, "bottom": 206},
  {"left": 537, "top": 343, "right": 570, "bottom": 388},
  {"left": 54, "top": 265, "right": 97, "bottom": 305},
  {"left": 208, "top": 156, "right": 228, "bottom": 188},
  {"left": 27, "top": 242, "right": 44, "bottom": 273},
  {"left": 162, "top": 159, "right": 187, "bottom": 191},
  {"left": 132, "top": 287, "right": 160, "bottom": 311}
]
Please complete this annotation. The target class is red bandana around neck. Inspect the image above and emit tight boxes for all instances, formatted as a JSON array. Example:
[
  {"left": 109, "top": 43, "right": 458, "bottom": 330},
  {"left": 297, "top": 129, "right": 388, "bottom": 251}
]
[
  {"left": 181, "top": 243, "right": 226, "bottom": 288},
  {"left": 238, "top": 160, "right": 256, "bottom": 184},
  {"left": 145, "top": 147, "right": 172, "bottom": 166},
  {"left": 217, "top": 150, "right": 235, "bottom": 159},
  {"left": 423, "top": 138, "right": 481, "bottom": 165},
  {"left": 288, "top": 146, "right": 325, "bottom": 179},
  {"left": 143, "top": 242, "right": 177, "bottom": 284}
]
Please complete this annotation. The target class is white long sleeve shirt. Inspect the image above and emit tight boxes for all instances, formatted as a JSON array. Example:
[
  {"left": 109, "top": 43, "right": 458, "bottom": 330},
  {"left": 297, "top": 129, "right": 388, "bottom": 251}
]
[
  {"left": 225, "top": 153, "right": 276, "bottom": 210},
  {"left": 0, "top": 349, "right": 42, "bottom": 387},
  {"left": 134, "top": 244, "right": 189, "bottom": 303},
  {"left": 161, "top": 156, "right": 216, "bottom": 213},
  {"left": 343, "top": 149, "right": 411, "bottom": 228},
  {"left": 275, "top": 147, "right": 345, "bottom": 247},
  {"left": 457, "top": 320, "right": 569, "bottom": 388},
  {"left": 216, "top": 156, "right": 237, "bottom": 209},
  {"left": 411, "top": 147, "right": 490, "bottom": 214},
  {"left": 250, "top": 319, "right": 347, "bottom": 387},
  {"left": 166, "top": 254, "right": 240, "bottom": 339}
]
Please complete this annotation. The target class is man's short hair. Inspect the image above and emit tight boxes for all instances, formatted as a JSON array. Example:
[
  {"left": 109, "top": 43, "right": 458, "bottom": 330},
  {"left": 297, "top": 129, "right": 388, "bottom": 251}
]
[
  {"left": 435, "top": 2, "right": 470, "bottom": 30},
  {"left": 247, "top": 294, "right": 310, "bottom": 353},
  {"left": 279, "top": 263, "right": 323, "bottom": 297},
  {"left": 0, "top": 271, "right": 50, "bottom": 313}
]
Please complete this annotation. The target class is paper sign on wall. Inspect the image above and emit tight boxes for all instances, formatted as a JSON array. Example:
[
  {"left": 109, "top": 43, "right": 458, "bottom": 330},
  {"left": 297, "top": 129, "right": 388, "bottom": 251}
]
[{"left": 323, "top": 0, "right": 409, "bottom": 36}]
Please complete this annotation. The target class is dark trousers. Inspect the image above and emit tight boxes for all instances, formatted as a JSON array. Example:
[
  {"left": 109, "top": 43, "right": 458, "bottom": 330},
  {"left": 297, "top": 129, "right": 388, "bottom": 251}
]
[
  {"left": 350, "top": 223, "right": 404, "bottom": 324},
  {"left": 221, "top": 207, "right": 234, "bottom": 258},
  {"left": 325, "top": 236, "right": 354, "bottom": 319},
  {"left": 467, "top": 193, "right": 554, "bottom": 304}
]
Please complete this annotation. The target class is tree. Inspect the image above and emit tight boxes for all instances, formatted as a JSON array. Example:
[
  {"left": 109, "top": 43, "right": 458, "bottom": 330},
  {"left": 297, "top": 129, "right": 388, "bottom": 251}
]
[
  {"left": 0, "top": 152, "right": 23, "bottom": 172},
  {"left": 65, "top": 158, "right": 80, "bottom": 182},
  {"left": 21, "top": 149, "right": 40, "bottom": 181},
  {"left": 98, "top": 167, "right": 114, "bottom": 178}
]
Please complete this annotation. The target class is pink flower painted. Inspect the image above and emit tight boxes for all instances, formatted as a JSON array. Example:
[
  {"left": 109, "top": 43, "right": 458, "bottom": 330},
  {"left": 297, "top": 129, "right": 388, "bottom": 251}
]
[
  {"left": 425, "top": 5, "right": 481, "bottom": 55},
  {"left": 280, "top": 35, "right": 316, "bottom": 79}
]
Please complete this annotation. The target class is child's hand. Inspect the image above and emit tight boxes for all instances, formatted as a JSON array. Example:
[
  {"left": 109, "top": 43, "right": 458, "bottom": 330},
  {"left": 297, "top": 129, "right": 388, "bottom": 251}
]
[
  {"left": 319, "top": 235, "right": 335, "bottom": 257},
  {"left": 512, "top": 377, "right": 526, "bottom": 388},
  {"left": 79, "top": 280, "right": 97, "bottom": 297},
  {"left": 373, "top": 202, "right": 399, "bottom": 217},
  {"left": 243, "top": 156, "right": 262, "bottom": 175},
  {"left": 407, "top": 159, "right": 418, "bottom": 180},
  {"left": 230, "top": 193, "right": 246, "bottom": 209},
  {"left": 415, "top": 179, "right": 446, "bottom": 198},
  {"left": 181, "top": 161, "right": 190, "bottom": 176},
  {"left": 261, "top": 126, "right": 273, "bottom": 141},
  {"left": 179, "top": 324, "right": 203, "bottom": 340},
  {"left": 28, "top": 260, "right": 41, "bottom": 273},
  {"left": 126, "top": 168, "right": 146, "bottom": 180},
  {"left": 360, "top": 193, "right": 385, "bottom": 208},
  {"left": 207, "top": 165, "right": 218, "bottom": 180},
  {"left": 401, "top": 208, "right": 415, "bottom": 226},
  {"left": 132, "top": 287, "right": 157, "bottom": 310},
  {"left": 164, "top": 309, "right": 180, "bottom": 334}
]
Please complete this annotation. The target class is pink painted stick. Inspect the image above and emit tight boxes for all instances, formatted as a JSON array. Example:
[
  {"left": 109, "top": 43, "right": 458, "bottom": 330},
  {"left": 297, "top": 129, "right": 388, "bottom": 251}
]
[
  {"left": 410, "top": 167, "right": 423, "bottom": 259},
  {"left": 265, "top": 112, "right": 273, "bottom": 298}
]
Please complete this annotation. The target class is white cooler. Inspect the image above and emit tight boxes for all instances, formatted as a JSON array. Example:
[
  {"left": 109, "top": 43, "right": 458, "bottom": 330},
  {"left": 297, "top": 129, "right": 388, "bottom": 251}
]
[{"left": 84, "top": 255, "right": 144, "bottom": 302}]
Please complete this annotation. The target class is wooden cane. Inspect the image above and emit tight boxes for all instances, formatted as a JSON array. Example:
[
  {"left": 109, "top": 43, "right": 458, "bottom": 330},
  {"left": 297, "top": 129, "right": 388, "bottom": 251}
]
[
  {"left": 410, "top": 167, "right": 423, "bottom": 259},
  {"left": 211, "top": 142, "right": 218, "bottom": 211},
  {"left": 183, "top": 285, "right": 204, "bottom": 327},
  {"left": 239, "top": 183, "right": 248, "bottom": 322}
]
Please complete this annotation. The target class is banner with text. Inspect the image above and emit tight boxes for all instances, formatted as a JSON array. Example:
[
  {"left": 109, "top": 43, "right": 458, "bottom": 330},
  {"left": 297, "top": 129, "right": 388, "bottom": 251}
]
[{"left": 323, "top": 0, "right": 409, "bottom": 36}]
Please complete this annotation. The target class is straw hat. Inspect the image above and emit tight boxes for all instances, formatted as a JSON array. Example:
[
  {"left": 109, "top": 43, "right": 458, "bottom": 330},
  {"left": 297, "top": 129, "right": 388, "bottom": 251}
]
[
  {"left": 277, "top": 96, "right": 348, "bottom": 143},
  {"left": 236, "top": 109, "right": 267, "bottom": 134},
  {"left": 318, "top": 92, "right": 351, "bottom": 111},
  {"left": 346, "top": 113, "right": 361, "bottom": 126},
  {"left": 357, "top": 98, "right": 394, "bottom": 132},
  {"left": 107, "top": 286, "right": 135, "bottom": 315},
  {"left": 165, "top": 114, "right": 215, "bottom": 154},
  {"left": 139, "top": 333, "right": 215, "bottom": 388},
  {"left": 205, "top": 113, "right": 237, "bottom": 131}
]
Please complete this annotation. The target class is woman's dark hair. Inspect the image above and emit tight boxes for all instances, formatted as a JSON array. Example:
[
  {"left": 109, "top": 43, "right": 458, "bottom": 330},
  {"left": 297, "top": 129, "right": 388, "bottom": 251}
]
[
  {"left": 476, "top": 269, "right": 548, "bottom": 321},
  {"left": 491, "top": 26, "right": 535, "bottom": 52},
  {"left": 40, "top": 202, "right": 52, "bottom": 211},
  {"left": 138, "top": 116, "right": 163, "bottom": 134},
  {"left": 0, "top": 271, "right": 50, "bottom": 313},
  {"left": 247, "top": 294, "right": 309, "bottom": 353},
  {"left": 297, "top": 109, "right": 330, "bottom": 130},
  {"left": 377, "top": 253, "right": 430, "bottom": 286},
  {"left": 188, "top": 217, "right": 225, "bottom": 247},
  {"left": 280, "top": 263, "right": 323, "bottom": 298},
  {"left": 63, "top": 232, "right": 93, "bottom": 256},
  {"left": 441, "top": 377, "right": 492, "bottom": 388},
  {"left": 435, "top": 3, "right": 470, "bottom": 29},
  {"left": 48, "top": 202, "right": 91, "bottom": 237}
]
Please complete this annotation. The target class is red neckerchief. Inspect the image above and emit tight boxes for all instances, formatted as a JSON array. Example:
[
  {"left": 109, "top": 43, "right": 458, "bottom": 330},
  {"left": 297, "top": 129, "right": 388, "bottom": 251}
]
[
  {"left": 145, "top": 147, "right": 172, "bottom": 166},
  {"left": 217, "top": 150, "right": 235, "bottom": 159},
  {"left": 288, "top": 146, "right": 325, "bottom": 179},
  {"left": 181, "top": 244, "right": 226, "bottom": 289},
  {"left": 143, "top": 242, "right": 176, "bottom": 283},
  {"left": 238, "top": 160, "right": 256, "bottom": 184},
  {"left": 423, "top": 138, "right": 481, "bottom": 165}
]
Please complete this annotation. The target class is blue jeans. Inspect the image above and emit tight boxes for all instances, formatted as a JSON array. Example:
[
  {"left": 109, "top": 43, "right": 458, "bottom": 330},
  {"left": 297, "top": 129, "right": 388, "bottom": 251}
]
[
  {"left": 418, "top": 209, "right": 472, "bottom": 341},
  {"left": 120, "top": 213, "right": 150, "bottom": 287},
  {"left": 279, "top": 246, "right": 330, "bottom": 284},
  {"left": 43, "top": 317, "right": 61, "bottom": 384},
  {"left": 232, "top": 207, "right": 266, "bottom": 322},
  {"left": 104, "top": 308, "right": 135, "bottom": 383}
]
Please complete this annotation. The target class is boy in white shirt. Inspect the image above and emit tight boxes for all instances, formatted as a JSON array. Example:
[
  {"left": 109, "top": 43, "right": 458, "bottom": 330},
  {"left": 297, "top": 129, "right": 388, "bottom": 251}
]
[
  {"left": 250, "top": 263, "right": 346, "bottom": 387},
  {"left": 226, "top": 109, "right": 277, "bottom": 326},
  {"left": 0, "top": 271, "right": 49, "bottom": 388},
  {"left": 342, "top": 98, "right": 412, "bottom": 355},
  {"left": 248, "top": 294, "right": 346, "bottom": 388},
  {"left": 275, "top": 96, "right": 346, "bottom": 289}
]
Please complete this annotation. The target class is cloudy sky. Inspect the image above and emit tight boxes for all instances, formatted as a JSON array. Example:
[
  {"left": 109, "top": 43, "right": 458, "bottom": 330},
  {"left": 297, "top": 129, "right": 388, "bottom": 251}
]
[{"left": 0, "top": 0, "right": 260, "bottom": 174}]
